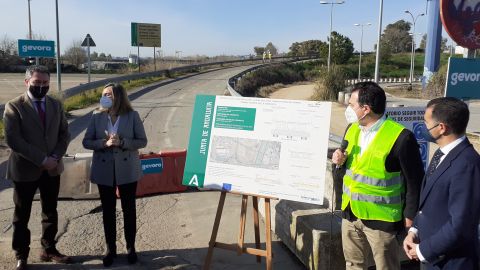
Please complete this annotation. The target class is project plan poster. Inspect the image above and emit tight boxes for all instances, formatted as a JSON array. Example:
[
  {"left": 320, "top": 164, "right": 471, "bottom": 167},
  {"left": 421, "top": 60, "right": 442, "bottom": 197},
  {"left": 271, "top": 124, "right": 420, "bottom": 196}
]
[{"left": 183, "top": 95, "right": 332, "bottom": 205}]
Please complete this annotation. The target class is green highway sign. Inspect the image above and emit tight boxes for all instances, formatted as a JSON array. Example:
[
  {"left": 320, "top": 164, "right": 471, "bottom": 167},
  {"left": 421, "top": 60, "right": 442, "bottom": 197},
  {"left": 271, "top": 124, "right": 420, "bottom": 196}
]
[{"left": 131, "top": 22, "right": 161, "bottom": 47}]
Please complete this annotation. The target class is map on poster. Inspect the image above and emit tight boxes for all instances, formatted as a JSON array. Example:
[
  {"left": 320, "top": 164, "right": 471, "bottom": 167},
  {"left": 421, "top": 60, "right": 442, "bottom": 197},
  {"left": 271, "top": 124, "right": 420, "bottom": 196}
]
[
  {"left": 386, "top": 107, "right": 429, "bottom": 169},
  {"left": 183, "top": 95, "right": 332, "bottom": 205}
]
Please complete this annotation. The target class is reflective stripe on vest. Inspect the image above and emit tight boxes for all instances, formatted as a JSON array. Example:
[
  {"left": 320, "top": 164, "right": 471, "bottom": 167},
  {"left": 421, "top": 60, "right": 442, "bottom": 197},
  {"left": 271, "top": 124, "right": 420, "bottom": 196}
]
[
  {"left": 343, "top": 184, "right": 402, "bottom": 204},
  {"left": 345, "top": 169, "right": 402, "bottom": 187}
]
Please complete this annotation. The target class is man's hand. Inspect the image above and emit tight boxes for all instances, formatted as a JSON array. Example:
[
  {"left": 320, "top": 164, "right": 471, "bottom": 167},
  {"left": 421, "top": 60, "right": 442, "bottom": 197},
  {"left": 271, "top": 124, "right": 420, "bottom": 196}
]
[
  {"left": 405, "top": 218, "right": 413, "bottom": 230},
  {"left": 43, "top": 157, "right": 58, "bottom": 170},
  {"left": 332, "top": 149, "right": 347, "bottom": 167},
  {"left": 403, "top": 231, "right": 419, "bottom": 260}
]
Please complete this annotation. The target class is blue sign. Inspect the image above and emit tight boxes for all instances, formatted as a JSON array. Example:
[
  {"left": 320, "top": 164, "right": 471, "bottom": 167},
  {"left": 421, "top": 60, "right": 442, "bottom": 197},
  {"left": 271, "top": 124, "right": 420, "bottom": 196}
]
[
  {"left": 412, "top": 122, "right": 429, "bottom": 171},
  {"left": 141, "top": 158, "right": 163, "bottom": 174},
  {"left": 445, "top": 57, "right": 480, "bottom": 99},
  {"left": 18, "top": 39, "right": 55, "bottom": 58}
]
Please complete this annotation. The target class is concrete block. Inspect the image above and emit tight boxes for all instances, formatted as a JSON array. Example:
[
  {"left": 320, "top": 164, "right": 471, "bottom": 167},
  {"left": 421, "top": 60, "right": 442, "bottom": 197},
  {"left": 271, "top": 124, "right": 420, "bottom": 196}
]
[
  {"left": 338, "top": 91, "right": 345, "bottom": 104},
  {"left": 344, "top": 93, "right": 350, "bottom": 106}
]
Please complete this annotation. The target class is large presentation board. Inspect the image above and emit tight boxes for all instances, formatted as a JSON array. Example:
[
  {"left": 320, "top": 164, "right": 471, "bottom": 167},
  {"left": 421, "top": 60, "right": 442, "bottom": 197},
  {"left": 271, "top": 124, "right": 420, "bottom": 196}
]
[{"left": 183, "top": 95, "right": 332, "bottom": 205}]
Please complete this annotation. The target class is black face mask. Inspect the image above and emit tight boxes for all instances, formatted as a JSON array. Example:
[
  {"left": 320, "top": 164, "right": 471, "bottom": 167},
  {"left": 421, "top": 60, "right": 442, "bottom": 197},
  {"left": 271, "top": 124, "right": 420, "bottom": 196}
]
[{"left": 29, "top": 85, "right": 49, "bottom": 99}]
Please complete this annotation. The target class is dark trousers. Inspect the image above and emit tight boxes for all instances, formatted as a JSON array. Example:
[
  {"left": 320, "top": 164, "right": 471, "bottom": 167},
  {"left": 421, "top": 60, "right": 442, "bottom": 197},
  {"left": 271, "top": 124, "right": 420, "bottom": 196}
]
[
  {"left": 12, "top": 172, "right": 60, "bottom": 260},
  {"left": 97, "top": 181, "right": 137, "bottom": 254}
]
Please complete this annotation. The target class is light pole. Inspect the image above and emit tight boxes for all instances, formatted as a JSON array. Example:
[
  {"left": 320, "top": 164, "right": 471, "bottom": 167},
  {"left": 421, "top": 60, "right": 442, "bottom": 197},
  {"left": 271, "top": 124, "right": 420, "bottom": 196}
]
[
  {"left": 27, "top": 0, "right": 32, "bottom": 39},
  {"left": 354, "top": 23, "right": 371, "bottom": 80},
  {"left": 374, "top": 0, "right": 383, "bottom": 83},
  {"left": 405, "top": 10, "right": 424, "bottom": 86},
  {"left": 320, "top": 0, "right": 345, "bottom": 71}
]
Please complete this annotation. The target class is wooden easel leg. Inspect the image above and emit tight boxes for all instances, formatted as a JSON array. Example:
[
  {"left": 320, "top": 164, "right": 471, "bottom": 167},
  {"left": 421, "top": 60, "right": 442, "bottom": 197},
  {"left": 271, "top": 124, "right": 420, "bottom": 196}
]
[
  {"left": 252, "top": 196, "right": 262, "bottom": 263},
  {"left": 238, "top": 195, "right": 248, "bottom": 255},
  {"left": 203, "top": 191, "right": 227, "bottom": 270},
  {"left": 265, "top": 198, "right": 273, "bottom": 270}
]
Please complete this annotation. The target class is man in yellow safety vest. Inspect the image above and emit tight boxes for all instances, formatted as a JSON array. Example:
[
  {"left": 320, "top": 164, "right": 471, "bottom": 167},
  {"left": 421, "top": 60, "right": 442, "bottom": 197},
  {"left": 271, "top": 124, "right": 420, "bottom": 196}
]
[{"left": 332, "top": 82, "right": 424, "bottom": 270}]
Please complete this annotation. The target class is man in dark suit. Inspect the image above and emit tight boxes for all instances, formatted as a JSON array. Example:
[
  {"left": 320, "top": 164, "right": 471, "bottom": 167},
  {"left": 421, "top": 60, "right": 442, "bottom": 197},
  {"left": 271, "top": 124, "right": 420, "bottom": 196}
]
[
  {"left": 403, "top": 97, "right": 480, "bottom": 269},
  {"left": 3, "top": 65, "right": 71, "bottom": 270}
]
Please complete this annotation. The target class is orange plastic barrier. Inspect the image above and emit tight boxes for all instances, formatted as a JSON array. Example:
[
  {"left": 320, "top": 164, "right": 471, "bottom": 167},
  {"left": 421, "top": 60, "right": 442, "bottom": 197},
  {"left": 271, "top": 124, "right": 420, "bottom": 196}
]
[{"left": 116, "top": 149, "right": 187, "bottom": 198}]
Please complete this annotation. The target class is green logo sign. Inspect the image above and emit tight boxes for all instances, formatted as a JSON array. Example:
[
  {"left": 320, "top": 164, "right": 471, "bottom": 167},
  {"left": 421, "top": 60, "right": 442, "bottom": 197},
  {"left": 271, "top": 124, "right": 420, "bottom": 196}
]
[
  {"left": 445, "top": 57, "right": 480, "bottom": 99},
  {"left": 18, "top": 39, "right": 55, "bottom": 58}
]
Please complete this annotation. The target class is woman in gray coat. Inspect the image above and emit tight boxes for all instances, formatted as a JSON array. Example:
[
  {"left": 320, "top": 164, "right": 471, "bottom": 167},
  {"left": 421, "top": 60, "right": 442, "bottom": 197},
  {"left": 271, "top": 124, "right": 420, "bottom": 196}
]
[{"left": 82, "top": 83, "right": 147, "bottom": 267}]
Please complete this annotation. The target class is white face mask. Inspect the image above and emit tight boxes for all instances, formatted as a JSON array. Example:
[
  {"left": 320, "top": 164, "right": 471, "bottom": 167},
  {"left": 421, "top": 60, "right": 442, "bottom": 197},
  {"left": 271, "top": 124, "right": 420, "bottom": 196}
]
[
  {"left": 345, "top": 106, "right": 359, "bottom": 123},
  {"left": 100, "top": 96, "right": 113, "bottom": 109}
]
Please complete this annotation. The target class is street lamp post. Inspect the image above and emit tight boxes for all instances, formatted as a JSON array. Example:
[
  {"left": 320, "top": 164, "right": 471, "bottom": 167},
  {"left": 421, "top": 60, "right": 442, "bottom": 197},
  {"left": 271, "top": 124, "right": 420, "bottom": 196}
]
[
  {"left": 374, "top": 0, "right": 383, "bottom": 83},
  {"left": 354, "top": 23, "right": 371, "bottom": 80},
  {"left": 320, "top": 0, "right": 345, "bottom": 71},
  {"left": 405, "top": 10, "right": 424, "bottom": 86}
]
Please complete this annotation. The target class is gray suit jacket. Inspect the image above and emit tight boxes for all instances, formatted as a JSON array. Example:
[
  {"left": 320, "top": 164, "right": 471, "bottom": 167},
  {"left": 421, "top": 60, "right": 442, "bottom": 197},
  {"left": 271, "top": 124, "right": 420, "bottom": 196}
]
[
  {"left": 82, "top": 110, "right": 147, "bottom": 186},
  {"left": 3, "top": 92, "right": 70, "bottom": 182}
]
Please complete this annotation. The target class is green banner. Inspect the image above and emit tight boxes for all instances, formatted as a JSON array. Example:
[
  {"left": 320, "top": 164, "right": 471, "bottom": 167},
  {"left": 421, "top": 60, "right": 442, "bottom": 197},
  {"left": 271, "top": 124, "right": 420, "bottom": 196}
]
[
  {"left": 182, "top": 95, "right": 216, "bottom": 187},
  {"left": 131, "top": 23, "right": 138, "bottom": 46},
  {"left": 214, "top": 106, "right": 256, "bottom": 131}
]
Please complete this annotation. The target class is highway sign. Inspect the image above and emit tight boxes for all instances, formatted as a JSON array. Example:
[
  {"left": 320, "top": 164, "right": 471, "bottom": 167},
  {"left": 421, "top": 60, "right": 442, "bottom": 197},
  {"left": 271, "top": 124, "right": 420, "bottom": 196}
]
[
  {"left": 131, "top": 22, "right": 161, "bottom": 47},
  {"left": 18, "top": 39, "right": 55, "bottom": 58},
  {"left": 445, "top": 57, "right": 480, "bottom": 99},
  {"left": 81, "top": 34, "right": 96, "bottom": 47},
  {"left": 441, "top": 0, "right": 480, "bottom": 49}
]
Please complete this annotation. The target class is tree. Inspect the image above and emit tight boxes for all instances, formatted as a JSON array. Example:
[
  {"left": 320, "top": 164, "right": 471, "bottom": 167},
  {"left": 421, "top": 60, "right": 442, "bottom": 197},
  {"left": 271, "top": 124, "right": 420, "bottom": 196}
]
[
  {"left": 419, "top": 34, "right": 449, "bottom": 51},
  {"left": 254, "top": 47, "right": 265, "bottom": 56},
  {"left": 0, "top": 34, "right": 21, "bottom": 71},
  {"left": 91, "top": 51, "right": 99, "bottom": 60},
  {"left": 289, "top": 40, "right": 327, "bottom": 57},
  {"left": 382, "top": 20, "right": 412, "bottom": 53},
  {"left": 63, "top": 40, "right": 86, "bottom": 68},
  {"left": 325, "top": 31, "right": 354, "bottom": 64},
  {"left": 265, "top": 42, "right": 278, "bottom": 55}
]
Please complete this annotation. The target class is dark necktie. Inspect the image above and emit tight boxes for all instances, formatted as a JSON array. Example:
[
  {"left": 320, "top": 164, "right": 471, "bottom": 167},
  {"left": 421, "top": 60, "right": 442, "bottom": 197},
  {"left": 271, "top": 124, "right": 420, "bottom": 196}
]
[
  {"left": 34, "top": 101, "right": 45, "bottom": 127},
  {"left": 426, "top": 148, "right": 444, "bottom": 176}
]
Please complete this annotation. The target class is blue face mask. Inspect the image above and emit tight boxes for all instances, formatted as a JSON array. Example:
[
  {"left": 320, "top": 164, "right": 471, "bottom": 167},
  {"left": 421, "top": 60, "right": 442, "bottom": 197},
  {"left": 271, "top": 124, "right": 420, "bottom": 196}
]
[{"left": 420, "top": 123, "right": 440, "bottom": 143}]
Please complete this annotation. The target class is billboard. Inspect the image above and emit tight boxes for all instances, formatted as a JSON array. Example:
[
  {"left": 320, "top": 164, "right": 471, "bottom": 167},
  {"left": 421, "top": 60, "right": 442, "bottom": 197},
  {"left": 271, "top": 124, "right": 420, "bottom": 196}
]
[
  {"left": 131, "top": 22, "right": 161, "bottom": 47},
  {"left": 445, "top": 57, "right": 480, "bottom": 99},
  {"left": 183, "top": 95, "right": 332, "bottom": 204},
  {"left": 18, "top": 39, "right": 55, "bottom": 58}
]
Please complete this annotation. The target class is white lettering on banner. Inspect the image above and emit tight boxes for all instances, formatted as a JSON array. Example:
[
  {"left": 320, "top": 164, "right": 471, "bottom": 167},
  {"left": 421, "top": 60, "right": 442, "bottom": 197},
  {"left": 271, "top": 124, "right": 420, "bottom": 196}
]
[
  {"left": 22, "top": 45, "right": 52, "bottom": 53},
  {"left": 141, "top": 163, "right": 162, "bottom": 170},
  {"left": 450, "top": 72, "right": 480, "bottom": 86},
  {"left": 189, "top": 175, "right": 199, "bottom": 186}
]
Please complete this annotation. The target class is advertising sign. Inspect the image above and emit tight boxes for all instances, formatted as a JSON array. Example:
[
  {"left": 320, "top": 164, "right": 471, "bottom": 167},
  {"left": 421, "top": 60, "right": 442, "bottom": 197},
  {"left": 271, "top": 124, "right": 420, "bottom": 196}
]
[
  {"left": 183, "top": 95, "right": 332, "bottom": 205},
  {"left": 131, "top": 22, "right": 161, "bottom": 47},
  {"left": 386, "top": 107, "right": 429, "bottom": 169},
  {"left": 441, "top": 0, "right": 480, "bottom": 49},
  {"left": 444, "top": 57, "right": 480, "bottom": 99},
  {"left": 18, "top": 39, "right": 55, "bottom": 58},
  {"left": 141, "top": 158, "right": 163, "bottom": 174}
]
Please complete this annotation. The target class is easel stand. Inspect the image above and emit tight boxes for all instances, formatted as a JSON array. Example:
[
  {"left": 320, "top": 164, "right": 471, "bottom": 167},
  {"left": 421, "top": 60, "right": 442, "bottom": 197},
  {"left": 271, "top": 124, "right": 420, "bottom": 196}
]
[{"left": 203, "top": 191, "right": 277, "bottom": 270}]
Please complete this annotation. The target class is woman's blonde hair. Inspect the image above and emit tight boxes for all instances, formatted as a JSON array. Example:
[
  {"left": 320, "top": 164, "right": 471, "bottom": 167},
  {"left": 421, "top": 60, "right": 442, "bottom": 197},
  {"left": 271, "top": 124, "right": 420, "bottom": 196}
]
[{"left": 100, "top": 83, "right": 133, "bottom": 115}]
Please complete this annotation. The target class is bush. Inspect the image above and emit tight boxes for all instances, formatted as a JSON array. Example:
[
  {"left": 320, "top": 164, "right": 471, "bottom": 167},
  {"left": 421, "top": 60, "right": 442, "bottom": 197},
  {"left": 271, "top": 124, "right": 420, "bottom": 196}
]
[
  {"left": 312, "top": 65, "right": 347, "bottom": 101},
  {"left": 423, "top": 64, "right": 447, "bottom": 99},
  {"left": 236, "top": 63, "right": 309, "bottom": 97}
]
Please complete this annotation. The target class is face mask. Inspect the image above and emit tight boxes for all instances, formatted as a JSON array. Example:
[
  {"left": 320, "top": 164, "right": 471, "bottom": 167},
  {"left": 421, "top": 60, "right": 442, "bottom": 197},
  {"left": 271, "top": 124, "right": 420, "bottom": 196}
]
[
  {"left": 100, "top": 96, "right": 113, "bottom": 109},
  {"left": 345, "top": 106, "right": 359, "bottom": 123},
  {"left": 29, "top": 85, "right": 49, "bottom": 99},
  {"left": 420, "top": 123, "right": 440, "bottom": 143}
]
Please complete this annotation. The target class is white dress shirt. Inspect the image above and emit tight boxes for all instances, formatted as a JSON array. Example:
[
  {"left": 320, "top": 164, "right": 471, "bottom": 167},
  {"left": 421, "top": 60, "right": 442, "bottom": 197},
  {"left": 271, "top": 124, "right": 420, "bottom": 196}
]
[{"left": 358, "top": 115, "right": 387, "bottom": 156}]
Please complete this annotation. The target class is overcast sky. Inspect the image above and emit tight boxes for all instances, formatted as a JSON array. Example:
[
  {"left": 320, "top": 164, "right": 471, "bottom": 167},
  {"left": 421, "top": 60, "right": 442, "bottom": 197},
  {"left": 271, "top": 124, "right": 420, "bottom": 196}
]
[{"left": 1, "top": 0, "right": 452, "bottom": 58}]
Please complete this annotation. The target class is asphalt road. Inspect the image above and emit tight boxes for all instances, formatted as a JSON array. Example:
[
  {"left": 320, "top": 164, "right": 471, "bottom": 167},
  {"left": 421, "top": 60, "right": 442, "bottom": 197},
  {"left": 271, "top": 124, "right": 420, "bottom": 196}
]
[{"left": 0, "top": 66, "right": 305, "bottom": 270}]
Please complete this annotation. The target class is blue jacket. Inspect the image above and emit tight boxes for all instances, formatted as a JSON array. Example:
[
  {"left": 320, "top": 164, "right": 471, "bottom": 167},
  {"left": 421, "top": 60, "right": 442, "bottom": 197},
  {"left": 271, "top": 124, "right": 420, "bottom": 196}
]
[{"left": 414, "top": 138, "right": 480, "bottom": 270}]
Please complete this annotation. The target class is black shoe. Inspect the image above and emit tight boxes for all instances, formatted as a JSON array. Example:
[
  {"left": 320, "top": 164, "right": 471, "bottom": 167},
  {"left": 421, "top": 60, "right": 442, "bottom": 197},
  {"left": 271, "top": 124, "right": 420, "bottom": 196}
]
[
  {"left": 127, "top": 250, "right": 137, "bottom": 264},
  {"left": 39, "top": 248, "right": 73, "bottom": 264},
  {"left": 15, "top": 259, "right": 27, "bottom": 270},
  {"left": 102, "top": 252, "right": 117, "bottom": 267}
]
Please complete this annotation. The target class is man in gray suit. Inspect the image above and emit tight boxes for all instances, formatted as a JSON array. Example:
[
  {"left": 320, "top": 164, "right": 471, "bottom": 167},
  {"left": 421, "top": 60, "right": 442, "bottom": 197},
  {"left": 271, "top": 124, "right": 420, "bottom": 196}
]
[{"left": 3, "top": 65, "right": 71, "bottom": 270}]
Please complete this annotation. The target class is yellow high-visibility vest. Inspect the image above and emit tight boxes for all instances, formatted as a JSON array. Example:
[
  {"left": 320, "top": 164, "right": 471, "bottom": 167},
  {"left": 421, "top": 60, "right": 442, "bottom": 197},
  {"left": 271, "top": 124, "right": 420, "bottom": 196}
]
[{"left": 341, "top": 118, "right": 405, "bottom": 222}]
